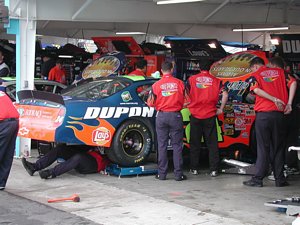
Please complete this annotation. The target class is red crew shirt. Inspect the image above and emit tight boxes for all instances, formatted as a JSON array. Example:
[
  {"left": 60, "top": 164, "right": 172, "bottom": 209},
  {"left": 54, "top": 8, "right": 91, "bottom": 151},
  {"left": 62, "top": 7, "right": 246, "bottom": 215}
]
[
  {"left": 87, "top": 151, "right": 110, "bottom": 172},
  {"left": 48, "top": 66, "right": 66, "bottom": 84},
  {"left": 128, "top": 69, "right": 145, "bottom": 76},
  {"left": 249, "top": 66, "right": 290, "bottom": 112},
  {"left": 0, "top": 91, "right": 19, "bottom": 120},
  {"left": 187, "top": 71, "right": 223, "bottom": 119},
  {"left": 151, "top": 74, "right": 185, "bottom": 112}
]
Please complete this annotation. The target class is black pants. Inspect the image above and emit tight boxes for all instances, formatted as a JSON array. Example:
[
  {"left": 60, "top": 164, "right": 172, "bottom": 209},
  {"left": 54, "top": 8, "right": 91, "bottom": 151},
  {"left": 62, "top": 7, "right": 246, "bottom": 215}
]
[
  {"left": 0, "top": 120, "right": 19, "bottom": 187},
  {"left": 254, "top": 112, "right": 286, "bottom": 184},
  {"left": 284, "top": 111, "right": 300, "bottom": 168},
  {"left": 35, "top": 144, "right": 97, "bottom": 177},
  {"left": 189, "top": 115, "right": 219, "bottom": 171}
]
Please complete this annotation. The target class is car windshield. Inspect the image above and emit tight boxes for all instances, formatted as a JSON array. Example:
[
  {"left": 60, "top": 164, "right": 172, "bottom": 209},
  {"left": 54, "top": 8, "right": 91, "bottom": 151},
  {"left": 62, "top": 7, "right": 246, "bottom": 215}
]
[{"left": 63, "top": 79, "right": 130, "bottom": 99}]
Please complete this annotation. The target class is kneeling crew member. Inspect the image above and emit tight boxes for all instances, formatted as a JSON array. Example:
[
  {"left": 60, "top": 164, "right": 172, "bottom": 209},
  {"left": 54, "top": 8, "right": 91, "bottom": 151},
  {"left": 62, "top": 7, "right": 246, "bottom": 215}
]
[{"left": 22, "top": 144, "right": 109, "bottom": 179}]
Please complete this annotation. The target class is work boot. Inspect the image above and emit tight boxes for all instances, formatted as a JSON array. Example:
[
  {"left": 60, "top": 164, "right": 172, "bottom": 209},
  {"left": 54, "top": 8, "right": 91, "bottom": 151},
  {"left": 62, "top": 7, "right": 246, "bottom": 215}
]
[
  {"left": 155, "top": 174, "right": 166, "bottom": 180},
  {"left": 275, "top": 180, "right": 289, "bottom": 187},
  {"left": 175, "top": 174, "right": 187, "bottom": 181},
  {"left": 22, "top": 158, "right": 36, "bottom": 176},
  {"left": 39, "top": 170, "right": 52, "bottom": 179},
  {"left": 243, "top": 178, "right": 263, "bottom": 187}
]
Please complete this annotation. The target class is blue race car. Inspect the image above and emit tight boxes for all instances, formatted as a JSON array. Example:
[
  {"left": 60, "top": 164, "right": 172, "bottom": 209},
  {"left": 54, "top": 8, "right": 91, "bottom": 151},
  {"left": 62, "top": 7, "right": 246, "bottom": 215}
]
[{"left": 16, "top": 76, "right": 157, "bottom": 166}]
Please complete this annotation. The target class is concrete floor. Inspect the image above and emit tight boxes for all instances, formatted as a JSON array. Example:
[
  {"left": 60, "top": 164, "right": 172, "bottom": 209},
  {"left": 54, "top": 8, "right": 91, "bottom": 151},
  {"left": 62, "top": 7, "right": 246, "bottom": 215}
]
[{"left": 4, "top": 155, "right": 300, "bottom": 225}]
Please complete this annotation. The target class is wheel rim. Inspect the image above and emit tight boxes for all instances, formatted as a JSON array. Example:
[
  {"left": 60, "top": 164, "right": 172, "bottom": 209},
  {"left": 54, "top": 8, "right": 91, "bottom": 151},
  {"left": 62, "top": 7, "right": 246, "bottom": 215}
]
[{"left": 122, "top": 129, "right": 143, "bottom": 157}]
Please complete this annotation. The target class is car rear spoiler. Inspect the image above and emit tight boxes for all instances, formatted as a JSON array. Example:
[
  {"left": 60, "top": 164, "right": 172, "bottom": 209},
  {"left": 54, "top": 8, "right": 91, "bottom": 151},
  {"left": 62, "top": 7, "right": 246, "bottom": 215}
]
[{"left": 17, "top": 90, "right": 65, "bottom": 105}]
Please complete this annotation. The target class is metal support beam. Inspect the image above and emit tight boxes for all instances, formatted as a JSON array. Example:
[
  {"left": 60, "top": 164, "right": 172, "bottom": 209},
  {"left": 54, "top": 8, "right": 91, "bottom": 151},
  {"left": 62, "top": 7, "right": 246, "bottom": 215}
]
[
  {"left": 11, "top": 0, "right": 21, "bottom": 15},
  {"left": 72, "top": 0, "right": 94, "bottom": 20},
  {"left": 41, "top": 20, "right": 50, "bottom": 29},
  {"left": 202, "top": 0, "right": 230, "bottom": 22},
  {"left": 6, "top": 0, "right": 37, "bottom": 158}
]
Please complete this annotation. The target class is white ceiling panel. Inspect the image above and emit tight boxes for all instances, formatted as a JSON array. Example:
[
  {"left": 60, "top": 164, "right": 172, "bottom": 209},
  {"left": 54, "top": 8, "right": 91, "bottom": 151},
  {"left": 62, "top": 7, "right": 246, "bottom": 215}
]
[{"left": 5, "top": 0, "right": 300, "bottom": 46}]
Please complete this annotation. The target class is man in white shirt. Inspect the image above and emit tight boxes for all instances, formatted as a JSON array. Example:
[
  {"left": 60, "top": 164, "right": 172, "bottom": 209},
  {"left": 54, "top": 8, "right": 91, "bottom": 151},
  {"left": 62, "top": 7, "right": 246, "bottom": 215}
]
[{"left": 0, "top": 50, "right": 10, "bottom": 77}]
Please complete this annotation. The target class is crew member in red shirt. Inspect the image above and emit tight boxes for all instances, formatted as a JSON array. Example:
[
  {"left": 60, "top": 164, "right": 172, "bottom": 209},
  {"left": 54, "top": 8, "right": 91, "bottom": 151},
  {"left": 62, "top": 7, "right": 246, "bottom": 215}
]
[
  {"left": 268, "top": 57, "right": 298, "bottom": 172},
  {"left": 0, "top": 89, "right": 19, "bottom": 190},
  {"left": 147, "top": 61, "right": 186, "bottom": 181},
  {"left": 48, "top": 59, "right": 66, "bottom": 84},
  {"left": 187, "top": 65, "right": 228, "bottom": 177},
  {"left": 128, "top": 59, "right": 147, "bottom": 76},
  {"left": 243, "top": 57, "right": 295, "bottom": 187}
]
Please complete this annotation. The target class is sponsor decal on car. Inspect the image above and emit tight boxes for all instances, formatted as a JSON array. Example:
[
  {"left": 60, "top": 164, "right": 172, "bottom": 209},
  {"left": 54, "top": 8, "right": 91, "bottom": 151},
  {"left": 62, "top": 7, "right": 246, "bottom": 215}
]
[
  {"left": 66, "top": 117, "right": 115, "bottom": 147},
  {"left": 241, "top": 132, "right": 249, "bottom": 138},
  {"left": 224, "top": 129, "right": 234, "bottom": 136},
  {"left": 121, "top": 91, "right": 132, "bottom": 102},
  {"left": 210, "top": 52, "right": 256, "bottom": 78},
  {"left": 92, "top": 127, "right": 111, "bottom": 145},
  {"left": 16, "top": 104, "right": 65, "bottom": 142},
  {"left": 225, "top": 124, "right": 234, "bottom": 129},
  {"left": 83, "top": 107, "right": 155, "bottom": 119},
  {"left": 224, "top": 118, "right": 235, "bottom": 124},
  {"left": 18, "top": 127, "right": 29, "bottom": 135},
  {"left": 245, "top": 110, "right": 255, "bottom": 116},
  {"left": 81, "top": 52, "right": 125, "bottom": 79},
  {"left": 224, "top": 105, "right": 234, "bottom": 113}
]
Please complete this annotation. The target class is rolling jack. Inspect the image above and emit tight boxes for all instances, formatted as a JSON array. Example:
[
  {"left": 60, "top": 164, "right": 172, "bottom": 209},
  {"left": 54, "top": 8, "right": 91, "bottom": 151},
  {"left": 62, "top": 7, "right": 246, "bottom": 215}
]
[
  {"left": 105, "top": 163, "right": 158, "bottom": 178},
  {"left": 264, "top": 146, "right": 300, "bottom": 216},
  {"left": 221, "top": 158, "right": 256, "bottom": 175},
  {"left": 265, "top": 197, "right": 300, "bottom": 216},
  {"left": 289, "top": 146, "right": 300, "bottom": 160}
]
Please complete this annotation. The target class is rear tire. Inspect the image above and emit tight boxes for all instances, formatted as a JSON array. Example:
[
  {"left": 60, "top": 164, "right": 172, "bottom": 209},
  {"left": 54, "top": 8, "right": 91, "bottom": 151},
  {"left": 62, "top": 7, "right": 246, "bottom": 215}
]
[{"left": 108, "top": 120, "right": 152, "bottom": 167}]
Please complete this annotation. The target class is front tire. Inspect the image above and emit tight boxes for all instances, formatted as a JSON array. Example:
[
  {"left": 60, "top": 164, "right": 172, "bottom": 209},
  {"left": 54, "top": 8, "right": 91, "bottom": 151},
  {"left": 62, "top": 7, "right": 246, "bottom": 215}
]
[{"left": 108, "top": 120, "right": 152, "bottom": 166}]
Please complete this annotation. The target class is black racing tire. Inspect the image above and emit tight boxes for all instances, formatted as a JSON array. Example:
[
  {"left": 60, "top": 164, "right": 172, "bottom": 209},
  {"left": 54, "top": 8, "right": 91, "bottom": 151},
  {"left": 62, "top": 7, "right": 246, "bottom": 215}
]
[{"left": 108, "top": 120, "right": 152, "bottom": 167}]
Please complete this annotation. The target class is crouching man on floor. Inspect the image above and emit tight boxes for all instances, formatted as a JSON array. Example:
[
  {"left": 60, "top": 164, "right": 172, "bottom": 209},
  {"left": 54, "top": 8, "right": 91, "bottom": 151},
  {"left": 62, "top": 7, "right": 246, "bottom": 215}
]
[{"left": 22, "top": 144, "right": 110, "bottom": 179}]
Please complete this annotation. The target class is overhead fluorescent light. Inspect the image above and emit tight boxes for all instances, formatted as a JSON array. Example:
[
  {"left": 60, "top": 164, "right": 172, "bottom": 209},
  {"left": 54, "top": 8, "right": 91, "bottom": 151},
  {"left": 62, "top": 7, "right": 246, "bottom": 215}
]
[
  {"left": 164, "top": 43, "right": 171, "bottom": 48},
  {"left": 156, "top": 0, "right": 205, "bottom": 5},
  {"left": 116, "top": 32, "right": 146, "bottom": 35},
  {"left": 233, "top": 27, "right": 289, "bottom": 32},
  {"left": 208, "top": 43, "right": 216, "bottom": 48},
  {"left": 270, "top": 39, "right": 279, "bottom": 45},
  {"left": 59, "top": 55, "right": 74, "bottom": 58}
]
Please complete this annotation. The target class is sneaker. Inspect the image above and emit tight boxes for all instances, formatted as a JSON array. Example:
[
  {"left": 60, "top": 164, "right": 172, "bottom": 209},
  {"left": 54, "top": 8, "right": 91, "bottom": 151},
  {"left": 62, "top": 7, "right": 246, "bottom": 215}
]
[
  {"left": 155, "top": 174, "right": 166, "bottom": 180},
  {"left": 189, "top": 169, "right": 199, "bottom": 175},
  {"left": 39, "top": 170, "right": 52, "bottom": 179},
  {"left": 210, "top": 171, "right": 218, "bottom": 177},
  {"left": 22, "top": 158, "right": 36, "bottom": 176},
  {"left": 0, "top": 187, "right": 5, "bottom": 191},
  {"left": 243, "top": 179, "right": 263, "bottom": 187},
  {"left": 268, "top": 172, "right": 275, "bottom": 181},
  {"left": 175, "top": 174, "right": 187, "bottom": 181}
]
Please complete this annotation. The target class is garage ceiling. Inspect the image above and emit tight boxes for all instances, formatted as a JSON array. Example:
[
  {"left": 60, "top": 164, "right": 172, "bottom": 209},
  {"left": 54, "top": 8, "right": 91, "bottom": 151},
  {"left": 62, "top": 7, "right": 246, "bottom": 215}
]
[{"left": 7, "top": 0, "right": 300, "bottom": 45}]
